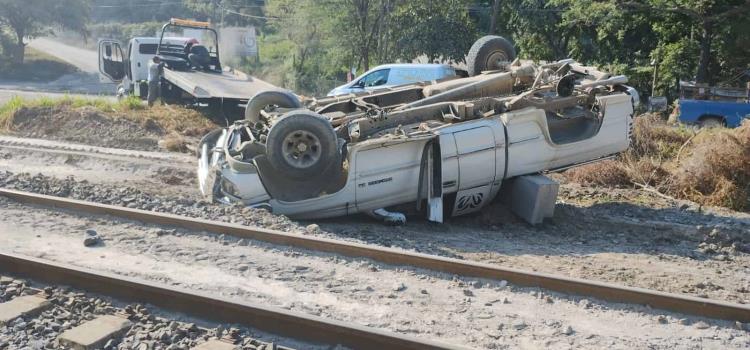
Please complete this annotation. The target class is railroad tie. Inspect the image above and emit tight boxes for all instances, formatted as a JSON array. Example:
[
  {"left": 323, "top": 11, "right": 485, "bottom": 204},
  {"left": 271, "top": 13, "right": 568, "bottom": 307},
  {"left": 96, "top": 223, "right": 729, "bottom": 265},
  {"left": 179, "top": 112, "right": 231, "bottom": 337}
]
[
  {"left": 57, "top": 315, "right": 132, "bottom": 350},
  {"left": 0, "top": 294, "right": 51, "bottom": 326},
  {"left": 190, "top": 339, "right": 240, "bottom": 350}
]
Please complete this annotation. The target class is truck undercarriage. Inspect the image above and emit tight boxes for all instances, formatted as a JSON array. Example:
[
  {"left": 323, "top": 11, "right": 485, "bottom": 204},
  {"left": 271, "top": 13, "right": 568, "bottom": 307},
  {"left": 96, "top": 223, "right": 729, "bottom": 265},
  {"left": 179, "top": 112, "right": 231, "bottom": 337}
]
[{"left": 198, "top": 36, "right": 638, "bottom": 223}]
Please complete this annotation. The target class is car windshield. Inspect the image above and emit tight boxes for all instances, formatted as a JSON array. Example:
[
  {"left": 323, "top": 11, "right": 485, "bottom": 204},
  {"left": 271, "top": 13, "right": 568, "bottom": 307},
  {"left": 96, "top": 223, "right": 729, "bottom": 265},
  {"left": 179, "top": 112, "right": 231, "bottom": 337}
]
[{"left": 360, "top": 69, "right": 390, "bottom": 87}]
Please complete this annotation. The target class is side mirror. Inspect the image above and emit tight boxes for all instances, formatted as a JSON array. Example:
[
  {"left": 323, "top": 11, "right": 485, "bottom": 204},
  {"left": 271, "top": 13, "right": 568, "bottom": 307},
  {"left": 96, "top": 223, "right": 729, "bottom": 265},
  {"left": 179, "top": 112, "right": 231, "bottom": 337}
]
[{"left": 105, "top": 45, "right": 112, "bottom": 57}]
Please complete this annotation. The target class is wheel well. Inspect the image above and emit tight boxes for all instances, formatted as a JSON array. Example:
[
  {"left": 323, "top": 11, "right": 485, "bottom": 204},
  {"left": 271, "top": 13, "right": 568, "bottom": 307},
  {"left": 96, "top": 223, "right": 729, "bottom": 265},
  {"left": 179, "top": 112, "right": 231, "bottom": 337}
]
[{"left": 698, "top": 114, "right": 725, "bottom": 122}]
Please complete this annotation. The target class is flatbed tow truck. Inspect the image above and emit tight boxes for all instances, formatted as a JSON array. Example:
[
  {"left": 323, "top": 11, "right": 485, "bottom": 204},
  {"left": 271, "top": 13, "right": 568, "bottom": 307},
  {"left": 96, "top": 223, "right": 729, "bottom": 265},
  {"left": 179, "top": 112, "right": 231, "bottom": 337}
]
[{"left": 98, "top": 18, "right": 278, "bottom": 119}]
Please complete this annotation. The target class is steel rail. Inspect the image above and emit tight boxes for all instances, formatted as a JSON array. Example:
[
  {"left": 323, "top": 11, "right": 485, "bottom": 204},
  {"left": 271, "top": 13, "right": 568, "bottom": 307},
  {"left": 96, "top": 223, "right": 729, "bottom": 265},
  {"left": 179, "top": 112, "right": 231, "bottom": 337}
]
[
  {"left": 2, "top": 188, "right": 749, "bottom": 323},
  {"left": 0, "top": 252, "right": 467, "bottom": 350}
]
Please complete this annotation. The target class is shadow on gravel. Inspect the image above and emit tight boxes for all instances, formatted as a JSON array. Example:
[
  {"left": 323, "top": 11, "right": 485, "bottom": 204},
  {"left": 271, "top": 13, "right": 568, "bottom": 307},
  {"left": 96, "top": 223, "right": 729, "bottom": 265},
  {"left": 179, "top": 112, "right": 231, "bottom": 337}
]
[{"left": 313, "top": 198, "right": 750, "bottom": 261}]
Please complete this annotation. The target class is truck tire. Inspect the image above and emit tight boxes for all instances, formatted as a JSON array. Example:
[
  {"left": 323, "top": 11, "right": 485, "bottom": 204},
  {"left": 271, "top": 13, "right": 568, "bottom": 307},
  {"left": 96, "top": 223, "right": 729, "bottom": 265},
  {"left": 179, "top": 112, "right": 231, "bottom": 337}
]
[
  {"left": 266, "top": 110, "right": 340, "bottom": 179},
  {"left": 466, "top": 36, "right": 516, "bottom": 76},
  {"left": 699, "top": 116, "right": 724, "bottom": 128},
  {"left": 245, "top": 90, "right": 302, "bottom": 124}
]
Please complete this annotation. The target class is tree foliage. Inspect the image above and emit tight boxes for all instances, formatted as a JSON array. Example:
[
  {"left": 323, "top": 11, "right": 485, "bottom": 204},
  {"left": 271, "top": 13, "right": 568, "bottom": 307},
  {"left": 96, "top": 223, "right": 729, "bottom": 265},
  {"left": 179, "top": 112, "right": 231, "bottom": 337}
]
[
  {"left": 618, "top": 0, "right": 750, "bottom": 84},
  {"left": 1, "top": 0, "right": 747, "bottom": 99},
  {"left": 0, "top": 0, "right": 90, "bottom": 63},
  {"left": 261, "top": 0, "right": 479, "bottom": 93},
  {"left": 182, "top": 0, "right": 267, "bottom": 28},
  {"left": 488, "top": 0, "right": 750, "bottom": 99},
  {"left": 391, "top": 0, "right": 477, "bottom": 63},
  {"left": 264, "top": 0, "right": 336, "bottom": 92},
  {"left": 91, "top": 0, "right": 191, "bottom": 23}
]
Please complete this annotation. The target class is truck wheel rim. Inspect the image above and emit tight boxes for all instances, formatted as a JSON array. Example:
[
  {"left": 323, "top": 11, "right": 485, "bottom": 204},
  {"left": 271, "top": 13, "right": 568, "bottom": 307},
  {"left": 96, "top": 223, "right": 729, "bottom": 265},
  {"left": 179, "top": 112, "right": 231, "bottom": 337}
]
[
  {"left": 282, "top": 130, "right": 322, "bottom": 169},
  {"left": 485, "top": 51, "right": 508, "bottom": 70}
]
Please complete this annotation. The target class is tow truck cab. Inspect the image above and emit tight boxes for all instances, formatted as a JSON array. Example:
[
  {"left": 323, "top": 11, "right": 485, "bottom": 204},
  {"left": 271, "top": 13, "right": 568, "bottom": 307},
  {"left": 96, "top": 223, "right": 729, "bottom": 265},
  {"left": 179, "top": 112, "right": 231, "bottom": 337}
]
[{"left": 99, "top": 36, "right": 194, "bottom": 98}]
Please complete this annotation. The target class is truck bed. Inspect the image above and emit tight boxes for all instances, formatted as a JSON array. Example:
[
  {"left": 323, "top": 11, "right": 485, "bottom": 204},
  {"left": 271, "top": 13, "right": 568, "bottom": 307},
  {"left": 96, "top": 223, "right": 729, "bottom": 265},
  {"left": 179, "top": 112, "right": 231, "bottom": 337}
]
[{"left": 164, "top": 68, "right": 279, "bottom": 101}]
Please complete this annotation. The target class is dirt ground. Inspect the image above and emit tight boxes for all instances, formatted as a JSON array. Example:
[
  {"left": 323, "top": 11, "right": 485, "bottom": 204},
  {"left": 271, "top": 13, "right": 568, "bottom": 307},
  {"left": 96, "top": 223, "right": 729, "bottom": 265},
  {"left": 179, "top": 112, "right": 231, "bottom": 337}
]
[
  {"left": 8, "top": 105, "right": 167, "bottom": 151},
  {"left": 2, "top": 102, "right": 219, "bottom": 152},
  {"left": 0, "top": 134, "right": 748, "bottom": 307},
  {"left": 0, "top": 198, "right": 746, "bottom": 349},
  {"left": 0, "top": 112, "right": 749, "bottom": 348}
]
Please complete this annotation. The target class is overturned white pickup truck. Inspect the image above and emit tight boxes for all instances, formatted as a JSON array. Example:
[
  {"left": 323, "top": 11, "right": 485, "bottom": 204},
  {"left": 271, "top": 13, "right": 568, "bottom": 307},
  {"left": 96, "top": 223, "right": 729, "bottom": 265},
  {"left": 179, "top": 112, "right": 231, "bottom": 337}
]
[{"left": 198, "top": 36, "right": 637, "bottom": 223}]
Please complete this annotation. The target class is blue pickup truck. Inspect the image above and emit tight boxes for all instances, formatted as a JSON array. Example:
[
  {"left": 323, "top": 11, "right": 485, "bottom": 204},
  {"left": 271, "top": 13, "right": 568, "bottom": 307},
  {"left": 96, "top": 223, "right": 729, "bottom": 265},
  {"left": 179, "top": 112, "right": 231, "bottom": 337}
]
[
  {"left": 678, "top": 99, "right": 750, "bottom": 128},
  {"left": 677, "top": 82, "right": 750, "bottom": 128}
]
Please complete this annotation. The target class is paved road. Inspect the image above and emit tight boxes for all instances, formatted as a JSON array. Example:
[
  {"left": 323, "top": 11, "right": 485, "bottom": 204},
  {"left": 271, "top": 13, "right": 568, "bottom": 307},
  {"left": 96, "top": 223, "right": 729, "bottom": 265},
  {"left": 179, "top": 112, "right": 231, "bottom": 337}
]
[
  {"left": 28, "top": 38, "right": 100, "bottom": 74},
  {"left": 0, "top": 38, "right": 115, "bottom": 97}
]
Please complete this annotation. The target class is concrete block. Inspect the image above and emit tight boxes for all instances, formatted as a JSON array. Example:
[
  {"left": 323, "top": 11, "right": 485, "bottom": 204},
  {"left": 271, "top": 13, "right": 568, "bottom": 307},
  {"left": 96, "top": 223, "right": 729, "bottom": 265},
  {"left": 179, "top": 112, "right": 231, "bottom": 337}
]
[
  {"left": 506, "top": 174, "right": 559, "bottom": 225},
  {"left": 0, "top": 295, "right": 51, "bottom": 326},
  {"left": 58, "top": 315, "right": 132, "bottom": 350},
  {"left": 191, "top": 340, "right": 240, "bottom": 350}
]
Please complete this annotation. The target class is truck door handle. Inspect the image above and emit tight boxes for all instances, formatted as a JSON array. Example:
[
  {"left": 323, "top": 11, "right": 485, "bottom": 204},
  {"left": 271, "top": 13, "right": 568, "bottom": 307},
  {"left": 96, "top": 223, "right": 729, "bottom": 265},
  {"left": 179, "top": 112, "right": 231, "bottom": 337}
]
[{"left": 137, "top": 62, "right": 141, "bottom": 67}]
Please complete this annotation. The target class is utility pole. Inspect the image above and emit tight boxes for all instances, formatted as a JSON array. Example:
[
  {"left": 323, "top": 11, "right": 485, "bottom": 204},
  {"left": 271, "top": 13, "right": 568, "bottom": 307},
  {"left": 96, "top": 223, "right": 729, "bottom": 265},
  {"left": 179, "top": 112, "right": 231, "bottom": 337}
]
[
  {"left": 651, "top": 47, "right": 660, "bottom": 97},
  {"left": 212, "top": 0, "right": 219, "bottom": 25},
  {"left": 489, "top": 0, "right": 501, "bottom": 34}
]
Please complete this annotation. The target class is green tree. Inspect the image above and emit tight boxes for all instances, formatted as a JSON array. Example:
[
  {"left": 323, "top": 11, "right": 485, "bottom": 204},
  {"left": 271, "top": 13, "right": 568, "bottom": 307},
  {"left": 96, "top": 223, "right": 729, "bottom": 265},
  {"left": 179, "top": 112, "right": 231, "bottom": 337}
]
[
  {"left": 391, "top": 0, "right": 477, "bottom": 63},
  {"left": 182, "top": 0, "right": 268, "bottom": 28},
  {"left": 328, "top": 0, "right": 394, "bottom": 71},
  {"left": 620, "top": 0, "right": 750, "bottom": 84},
  {"left": 0, "top": 0, "right": 90, "bottom": 64},
  {"left": 532, "top": 0, "right": 749, "bottom": 98},
  {"left": 490, "top": 0, "right": 578, "bottom": 60},
  {"left": 91, "top": 0, "right": 192, "bottom": 23},
  {"left": 267, "top": 0, "right": 327, "bottom": 75}
]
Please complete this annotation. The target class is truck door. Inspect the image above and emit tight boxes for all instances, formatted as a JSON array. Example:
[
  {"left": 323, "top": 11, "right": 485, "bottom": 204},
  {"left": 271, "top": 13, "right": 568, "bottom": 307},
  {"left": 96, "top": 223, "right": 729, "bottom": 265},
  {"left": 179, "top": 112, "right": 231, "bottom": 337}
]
[
  {"left": 98, "top": 40, "right": 125, "bottom": 83},
  {"left": 452, "top": 126, "right": 497, "bottom": 216}
]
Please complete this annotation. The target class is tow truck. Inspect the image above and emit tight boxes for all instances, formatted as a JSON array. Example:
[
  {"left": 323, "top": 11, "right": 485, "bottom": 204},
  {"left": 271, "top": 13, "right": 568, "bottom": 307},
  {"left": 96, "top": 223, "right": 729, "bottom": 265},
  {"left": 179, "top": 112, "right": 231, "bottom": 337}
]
[{"left": 98, "top": 18, "right": 278, "bottom": 119}]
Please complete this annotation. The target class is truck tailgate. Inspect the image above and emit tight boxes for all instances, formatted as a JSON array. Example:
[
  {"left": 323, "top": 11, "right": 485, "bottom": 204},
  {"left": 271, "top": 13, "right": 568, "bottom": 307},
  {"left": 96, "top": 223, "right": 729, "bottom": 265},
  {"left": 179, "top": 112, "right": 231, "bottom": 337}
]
[{"left": 164, "top": 69, "right": 280, "bottom": 100}]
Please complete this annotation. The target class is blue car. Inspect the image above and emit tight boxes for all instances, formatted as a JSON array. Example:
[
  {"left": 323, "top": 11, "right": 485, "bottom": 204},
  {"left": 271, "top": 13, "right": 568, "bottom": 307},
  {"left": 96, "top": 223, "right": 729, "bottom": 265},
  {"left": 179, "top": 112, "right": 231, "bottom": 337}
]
[{"left": 678, "top": 99, "right": 750, "bottom": 128}]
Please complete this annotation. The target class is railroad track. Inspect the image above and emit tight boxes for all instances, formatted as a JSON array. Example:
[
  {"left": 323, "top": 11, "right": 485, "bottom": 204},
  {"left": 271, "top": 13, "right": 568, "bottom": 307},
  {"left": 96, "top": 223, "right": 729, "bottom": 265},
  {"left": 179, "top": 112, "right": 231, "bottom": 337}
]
[
  {"left": 0, "top": 267, "right": 290, "bottom": 350},
  {"left": 0, "top": 252, "right": 463, "bottom": 350},
  {"left": 1, "top": 188, "right": 749, "bottom": 328}
]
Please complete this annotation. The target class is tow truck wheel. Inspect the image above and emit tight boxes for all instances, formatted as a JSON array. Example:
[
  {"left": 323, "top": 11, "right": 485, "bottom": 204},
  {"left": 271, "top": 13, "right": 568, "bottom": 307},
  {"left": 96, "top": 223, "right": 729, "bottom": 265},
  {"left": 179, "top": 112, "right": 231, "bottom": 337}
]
[
  {"left": 466, "top": 35, "right": 516, "bottom": 76},
  {"left": 245, "top": 90, "right": 302, "bottom": 124},
  {"left": 266, "top": 110, "right": 340, "bottom": 179}
]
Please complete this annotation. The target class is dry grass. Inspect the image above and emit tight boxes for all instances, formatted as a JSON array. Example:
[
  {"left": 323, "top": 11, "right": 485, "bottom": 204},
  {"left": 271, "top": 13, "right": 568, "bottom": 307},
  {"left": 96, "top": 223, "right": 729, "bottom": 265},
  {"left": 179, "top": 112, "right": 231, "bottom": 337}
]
[
  {"left": 670, "top": 124, "right": 750, "bottom": 210},
  {"left": 565, "top": 160, "right": 630, "bottom": 187},
  {"left": 118, "top": 103, "right": 217, "bottom": 137},
  {"left": 564, "top": 114, "right": 750, "bottom": 211},
  {"left": 159, "top": 133, "right": 190, "bottom": 152},
  {"left": 629, "top": 113, "right": 694, "bottom": 159}
]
